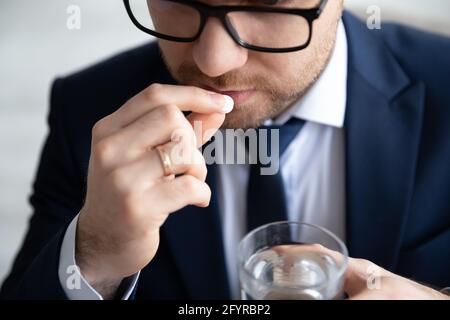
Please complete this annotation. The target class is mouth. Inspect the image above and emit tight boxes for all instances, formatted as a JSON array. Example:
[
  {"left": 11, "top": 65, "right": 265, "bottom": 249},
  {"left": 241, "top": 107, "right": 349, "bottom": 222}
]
[{"left": 200, "top": 84, "right": 256, "bottom": 105}]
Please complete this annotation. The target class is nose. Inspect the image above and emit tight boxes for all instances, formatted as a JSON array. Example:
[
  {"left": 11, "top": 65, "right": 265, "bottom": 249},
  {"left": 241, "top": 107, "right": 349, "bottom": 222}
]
[{"left": 192, "top": 18, "right": 248, "bottom": 78}]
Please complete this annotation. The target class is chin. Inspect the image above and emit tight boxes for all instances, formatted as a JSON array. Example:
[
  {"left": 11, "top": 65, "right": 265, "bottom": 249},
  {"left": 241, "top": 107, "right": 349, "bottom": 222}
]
[{"left": 221, "top": 109, "right": 267, "bottom": 129}]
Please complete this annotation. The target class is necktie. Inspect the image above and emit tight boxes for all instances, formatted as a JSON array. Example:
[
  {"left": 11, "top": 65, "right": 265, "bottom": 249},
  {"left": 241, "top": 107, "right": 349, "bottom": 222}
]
[{"left": 246, "top": 118, "right": 306, "bottom": 233}]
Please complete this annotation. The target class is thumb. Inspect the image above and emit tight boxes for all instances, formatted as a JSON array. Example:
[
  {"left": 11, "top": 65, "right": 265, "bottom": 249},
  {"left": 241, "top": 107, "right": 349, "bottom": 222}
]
[{"left": 187, "top": 112, "right": 227, "bottom": 148}]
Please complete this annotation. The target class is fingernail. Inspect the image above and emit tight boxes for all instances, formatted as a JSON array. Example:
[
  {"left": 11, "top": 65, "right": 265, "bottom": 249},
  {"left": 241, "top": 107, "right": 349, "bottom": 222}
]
[{"left": 209, "top": 93, "right": 234, "bottom": 113}]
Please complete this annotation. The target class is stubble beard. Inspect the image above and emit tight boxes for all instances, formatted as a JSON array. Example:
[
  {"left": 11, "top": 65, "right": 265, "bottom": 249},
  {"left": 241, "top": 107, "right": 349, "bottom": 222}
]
[{"left": 160, "top": 30, "right": 337, "bottom": 129}]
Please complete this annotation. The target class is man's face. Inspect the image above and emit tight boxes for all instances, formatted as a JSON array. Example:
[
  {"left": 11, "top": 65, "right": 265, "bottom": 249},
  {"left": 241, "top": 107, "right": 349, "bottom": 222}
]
[{"left": 159, "top": 0, "right": 344, "bottom": 129}]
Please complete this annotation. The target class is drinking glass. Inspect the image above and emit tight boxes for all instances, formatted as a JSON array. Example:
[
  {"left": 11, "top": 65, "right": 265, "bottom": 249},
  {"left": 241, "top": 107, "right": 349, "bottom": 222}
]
[{"left": 238, "top": 222, "right": 348, "bottom": 300}]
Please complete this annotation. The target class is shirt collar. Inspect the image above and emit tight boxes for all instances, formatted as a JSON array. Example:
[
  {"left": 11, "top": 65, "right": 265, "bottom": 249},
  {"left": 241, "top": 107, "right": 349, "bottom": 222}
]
[{"left": 273, "top": 20, "right": 348, "bottom": 128}]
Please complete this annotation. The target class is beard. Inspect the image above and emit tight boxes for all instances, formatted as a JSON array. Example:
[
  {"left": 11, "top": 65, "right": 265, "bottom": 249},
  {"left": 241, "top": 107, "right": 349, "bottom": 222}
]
[{"left": 160, "top": 33, "right": 336, "bottom": 129}]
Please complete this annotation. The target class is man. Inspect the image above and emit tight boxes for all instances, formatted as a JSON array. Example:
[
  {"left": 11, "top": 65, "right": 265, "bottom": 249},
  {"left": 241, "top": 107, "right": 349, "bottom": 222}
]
[{"left": 1, "top": 0, "right": 450, "bottom": 300}]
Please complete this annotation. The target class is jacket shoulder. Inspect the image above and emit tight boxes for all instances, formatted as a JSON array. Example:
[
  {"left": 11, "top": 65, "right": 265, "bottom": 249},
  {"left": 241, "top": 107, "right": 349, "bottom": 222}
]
[
  {"left": 378, "top": 23, "right": 450, "bottom": 97},
  {"left": 52, "top": 41, "right": 173, "bottom": 126}
]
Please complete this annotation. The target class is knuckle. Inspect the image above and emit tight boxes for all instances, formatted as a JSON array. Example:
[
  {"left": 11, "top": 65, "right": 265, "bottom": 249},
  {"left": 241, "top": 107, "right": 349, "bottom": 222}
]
[
  {"left": 171, "top": 125, "right": 194, "bottom": 143},
  {"left": 169, "top": 139, "right": 200, "bottom": 170},
  {"left": 358, "top": 258, "right": 372, "bottom": 267},
  {"left": 195, "top": 149, "right": 207, "bottom": 167},
  {"left": 109, "top": 169, "right": 142, "bottom": 202},
  {"left": 178, "top": 131, "right": 196, "bottom": 152},
  {"left": 173, "top": 127, "right": 197, "bottom": 154},
  {"left": 190, "top": 86, "right": 206, "bottom": 97},
  {"left": 192, "top": 151, "right": 207, "bottom": 173},
  {"left": 93, "top": 138, "right": 115, "bottom": 164},
  {"left": 92, "top": 119, "right": 106, "bottom": 138},
  {"left": 180, "top": 175, "right": 199, "bottom": 194},
  {"left": 108, "top": 168, "right": 129, "bottom": 190},
  {"left": 204, "top": 183, "right": 212, "bottom": 198},
  {"left": 193, "top": 162, "right": 208, "bottom": 182},
  {"left": 145, "top": 83, "right": 164, "bottom": 103},
  {"left": 148, "top": 83, "right": 163, "bottom": 91},
  {"left": 310, "top": 243, "right": 325, "bottom": 250},
  {"left": 202, "top": 184, "right": 212, "bottom": 203},
  {"left": 354, "top": 258, "right": 376, "bottom": 272},
  {"left": 201, "top": 164, "right": 208, "bottom": 178},
  {"left": 160, "top": 104, "right": 183, "bottom": 124}
]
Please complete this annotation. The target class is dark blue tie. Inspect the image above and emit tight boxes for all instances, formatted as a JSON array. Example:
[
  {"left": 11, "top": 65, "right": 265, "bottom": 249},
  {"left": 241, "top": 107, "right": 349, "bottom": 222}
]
[{"left": 246, "top": 118, "right": 306, "bottom": 232}]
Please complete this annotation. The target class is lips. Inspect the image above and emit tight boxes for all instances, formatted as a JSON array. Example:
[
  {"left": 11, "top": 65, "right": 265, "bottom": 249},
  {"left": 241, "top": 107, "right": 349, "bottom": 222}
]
[{"left": 201, "top": 85, "right": 256, "bottom": 105}]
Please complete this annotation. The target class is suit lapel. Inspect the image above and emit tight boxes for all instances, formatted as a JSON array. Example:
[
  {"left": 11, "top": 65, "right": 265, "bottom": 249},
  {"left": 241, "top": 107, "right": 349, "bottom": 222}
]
[
  {"left": 162, "top": 164, "right": 231, "bottom": 299},
  {"left": 343, "top": 13, "right": 425, "bottom": 269}
]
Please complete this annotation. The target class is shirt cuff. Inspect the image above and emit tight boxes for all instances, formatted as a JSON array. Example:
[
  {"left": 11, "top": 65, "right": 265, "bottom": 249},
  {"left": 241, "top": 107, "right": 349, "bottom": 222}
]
[{"left": 58, "top": 214, "right": 140, "bottom": 300}]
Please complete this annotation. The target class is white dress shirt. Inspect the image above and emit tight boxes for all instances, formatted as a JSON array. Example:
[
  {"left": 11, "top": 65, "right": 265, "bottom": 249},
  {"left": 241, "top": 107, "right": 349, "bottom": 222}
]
[
  {"left": 59, "top": 21, "right": 348, "bottom": 300},
  {"left": 217, "top": 21, "right": 348, "bottom": 298}
]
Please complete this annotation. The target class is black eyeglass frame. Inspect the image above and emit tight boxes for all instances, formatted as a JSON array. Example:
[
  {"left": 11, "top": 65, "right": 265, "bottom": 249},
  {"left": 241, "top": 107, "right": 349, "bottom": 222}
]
[{"left": 123, "top": 0, "right": 329, "bottom": 53}]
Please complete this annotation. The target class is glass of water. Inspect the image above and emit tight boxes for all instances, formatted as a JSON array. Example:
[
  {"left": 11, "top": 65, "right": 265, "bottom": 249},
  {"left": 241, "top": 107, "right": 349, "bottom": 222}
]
[{"left": 238, "top": 222, "right": 348, "bottom": 300}]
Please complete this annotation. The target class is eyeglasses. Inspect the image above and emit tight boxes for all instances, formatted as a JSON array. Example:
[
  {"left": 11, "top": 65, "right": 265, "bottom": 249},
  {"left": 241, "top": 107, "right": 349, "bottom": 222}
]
[{"left": 123, "top": 0, "right": 329, "bottom": 53}]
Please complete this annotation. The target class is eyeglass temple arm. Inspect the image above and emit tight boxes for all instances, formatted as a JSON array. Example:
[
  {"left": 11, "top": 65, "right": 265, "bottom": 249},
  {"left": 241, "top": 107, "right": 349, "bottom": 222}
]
[{"left": 317, "top": 0, "right": 329, "bottom": 14}]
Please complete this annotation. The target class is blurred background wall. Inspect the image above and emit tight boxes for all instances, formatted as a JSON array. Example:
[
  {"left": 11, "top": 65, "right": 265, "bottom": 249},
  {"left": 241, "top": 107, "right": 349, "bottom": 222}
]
[{"left": 1, "top": 0, "right": 449, "bottom": 283}]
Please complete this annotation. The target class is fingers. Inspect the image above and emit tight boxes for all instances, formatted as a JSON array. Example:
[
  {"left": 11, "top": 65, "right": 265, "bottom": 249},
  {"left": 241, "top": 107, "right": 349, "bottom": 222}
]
[
  {"left": 146, "top": 175, "right": 212, "bottom": 211},
  {"left": 107, "top": 143, "right": 207, "bottom": 193},
  {"left": 94, "top": 98, "right": 231, "bottom": 165},
  {"left": 107, "top": 104, "right": 194, "bottom": 155},
  {"left": 188, "top": 112, "right": 226, "bottom": 147},
  {"left": 344, "top": 258, "right": 388, "bottom": 297},
  {"left": 80, "top": 84, "right": 229, "bottom": 279},
  {"left": 270, "top": 245, "right": 389, "bottom": 299},
  {"left": 97, "top": 84, "right": 233, "bottom": 137},
  {"left": 115, "top": 103, "right": 228, "bottom": 151},
  {"left": 271, "top": 244, "right": 348, "bottom": 280},
  {"left": 92, "top": 106, "right": 228, "bottom": 170},
  {"left": 344, "top": 258, "right": 374, "bottom": 297},
  {"left": 348, "top": 290, "right": 382, "bottom": 300},
  {"left": 272, "top": 244, "right": 347, "bottom": 269},
  {"left": 154, "top": 140, "right": 207, "bottom": 181}
]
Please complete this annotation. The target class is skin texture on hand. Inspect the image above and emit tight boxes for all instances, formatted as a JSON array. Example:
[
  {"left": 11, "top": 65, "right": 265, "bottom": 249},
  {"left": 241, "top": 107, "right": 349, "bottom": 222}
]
[
  {"left": 344, "top": 258, "right": 450, "bottom": 300},
  {"left": 274, "top": 244, "right": 449, "bottom": 300},
  {"left": 72, "top": 0, "right": 447, "bottom": 300},
  {"left": 75, "top": 84, "right": 233, "bottom": 299},
  {"left": 74, "top": 0, "right": 346, "bottom": 299}
]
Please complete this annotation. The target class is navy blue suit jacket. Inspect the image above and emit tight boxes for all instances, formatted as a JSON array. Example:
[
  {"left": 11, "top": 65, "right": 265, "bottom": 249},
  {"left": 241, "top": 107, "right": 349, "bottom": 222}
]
[{"left": 1, "top": 13, "right": 450, "bottom": 299}]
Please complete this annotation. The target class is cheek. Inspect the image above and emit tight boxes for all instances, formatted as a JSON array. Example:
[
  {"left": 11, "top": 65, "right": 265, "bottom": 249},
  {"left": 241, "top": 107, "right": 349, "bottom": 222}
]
[
  {"left": 158, "top": 41, "right": 192, "bottom": 73},
  {"left": 312, "top": 0, "right": 342, "bottom": 43},
  {"left": 256, "top": 51, "right": 308, "bottom": 85}
]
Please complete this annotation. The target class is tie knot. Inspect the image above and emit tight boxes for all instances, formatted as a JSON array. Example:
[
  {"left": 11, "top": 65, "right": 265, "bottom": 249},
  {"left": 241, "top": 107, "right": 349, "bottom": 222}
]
[
  {"left": 259, "top": 118, "right": 306, "bottom": 155},
  {"left": 246, "top": 118, "right": 306, "bottom": 166}
]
